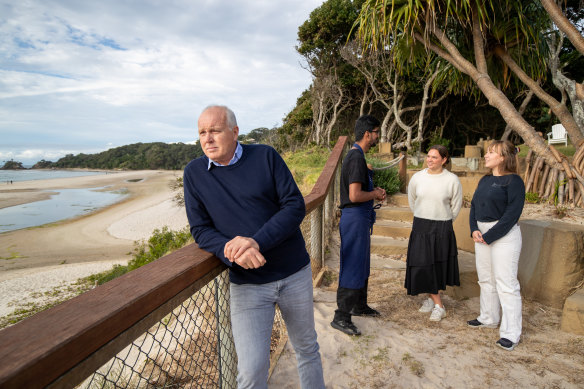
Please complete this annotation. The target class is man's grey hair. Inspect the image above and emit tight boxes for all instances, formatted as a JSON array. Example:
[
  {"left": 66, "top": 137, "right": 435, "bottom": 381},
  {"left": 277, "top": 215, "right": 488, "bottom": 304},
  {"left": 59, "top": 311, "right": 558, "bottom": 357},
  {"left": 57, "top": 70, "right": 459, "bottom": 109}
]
[{"left": 202, "top": 105, "right": 238, "bottom": 128}]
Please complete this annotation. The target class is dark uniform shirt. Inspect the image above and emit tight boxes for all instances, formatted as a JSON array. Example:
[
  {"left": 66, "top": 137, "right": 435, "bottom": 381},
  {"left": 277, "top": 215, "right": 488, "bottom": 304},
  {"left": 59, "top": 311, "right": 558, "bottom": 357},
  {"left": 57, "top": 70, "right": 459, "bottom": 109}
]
[{"left": 340, "top": 148, "right": 369, "bottom": 208}]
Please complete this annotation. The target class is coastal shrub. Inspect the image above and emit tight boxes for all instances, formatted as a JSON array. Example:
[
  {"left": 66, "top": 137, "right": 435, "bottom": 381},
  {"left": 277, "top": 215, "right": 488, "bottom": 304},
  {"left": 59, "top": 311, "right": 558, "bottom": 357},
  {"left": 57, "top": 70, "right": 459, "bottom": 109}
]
[
  {"left": 283, "top": 145, "right": 328, "bottom": 195},
  {"left": 525, "top": 192, "right": 541, "bottom": 204},
  {"left": 367, "top": 158, "right": 401, "bottom": 196},
  {"left": 88, "top": 226, "right": 192, "bottom": 285}
]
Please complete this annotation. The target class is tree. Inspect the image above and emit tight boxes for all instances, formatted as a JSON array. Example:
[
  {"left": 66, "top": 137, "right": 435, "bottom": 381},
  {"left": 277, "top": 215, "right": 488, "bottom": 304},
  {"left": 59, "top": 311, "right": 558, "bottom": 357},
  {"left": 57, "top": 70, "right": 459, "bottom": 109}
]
[
  {"left": 355, "top": 0, "right": 577, "bottom": 168},
  {"left": 540, "top": 0, "right": 584, "bottom": 55},
  {"left": 1, "top": 160, "right": 25, "bottom": 170},
  {"left": 297, "top": 0, "right": 366, "bottom": 145}
]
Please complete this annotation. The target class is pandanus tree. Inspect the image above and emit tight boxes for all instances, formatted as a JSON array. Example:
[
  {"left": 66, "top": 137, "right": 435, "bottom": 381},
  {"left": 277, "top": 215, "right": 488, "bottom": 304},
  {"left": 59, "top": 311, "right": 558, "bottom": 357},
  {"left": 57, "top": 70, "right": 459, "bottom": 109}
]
[{"left": 355, "top": 0, "right": 584, "bottom": 205}]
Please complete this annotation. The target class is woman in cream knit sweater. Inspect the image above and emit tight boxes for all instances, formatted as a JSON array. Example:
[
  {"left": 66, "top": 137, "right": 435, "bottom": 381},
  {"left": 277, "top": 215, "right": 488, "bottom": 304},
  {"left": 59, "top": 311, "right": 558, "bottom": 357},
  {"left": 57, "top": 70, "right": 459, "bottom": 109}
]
[{"left": 406, "top": 145, "right": 463, "bottom": 321}]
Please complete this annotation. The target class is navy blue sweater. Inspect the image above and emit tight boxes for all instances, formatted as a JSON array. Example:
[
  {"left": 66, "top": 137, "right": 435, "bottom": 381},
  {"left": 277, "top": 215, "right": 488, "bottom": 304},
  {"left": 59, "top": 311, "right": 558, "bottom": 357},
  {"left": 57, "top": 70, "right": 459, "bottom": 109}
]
[
  {"left": 183, "top": 144, "right": 309, "bottom": 284},
  {"left": 469, "top": 174, "right": 525, "bottom": 244}
]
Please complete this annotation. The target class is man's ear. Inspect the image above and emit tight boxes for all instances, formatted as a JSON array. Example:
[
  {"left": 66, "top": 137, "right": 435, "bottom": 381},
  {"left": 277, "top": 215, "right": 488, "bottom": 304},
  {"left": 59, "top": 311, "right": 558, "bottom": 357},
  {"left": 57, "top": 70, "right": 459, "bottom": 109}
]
[{"left": 232, "top": 126, "right": 239, "bottom": 139}]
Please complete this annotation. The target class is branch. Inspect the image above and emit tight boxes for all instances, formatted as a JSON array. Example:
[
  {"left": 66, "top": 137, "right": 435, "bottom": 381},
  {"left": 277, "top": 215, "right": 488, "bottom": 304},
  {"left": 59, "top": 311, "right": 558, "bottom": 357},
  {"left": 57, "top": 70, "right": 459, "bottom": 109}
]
[
  {"left": 413, "top": 33, "right": 466, "bottom": 74},
  {"left": 472, "top": 5, "right": 488, "bottom": 74},
  {"left": 540, "top": 0, "right": 584, "bottom": 55}
]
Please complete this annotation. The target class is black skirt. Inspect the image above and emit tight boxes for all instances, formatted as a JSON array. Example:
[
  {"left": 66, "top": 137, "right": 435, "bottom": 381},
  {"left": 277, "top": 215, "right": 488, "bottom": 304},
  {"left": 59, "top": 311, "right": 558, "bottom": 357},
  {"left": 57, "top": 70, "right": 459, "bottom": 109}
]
[{"left": 404, "top": 217, "right": 460, "bottom": 295}]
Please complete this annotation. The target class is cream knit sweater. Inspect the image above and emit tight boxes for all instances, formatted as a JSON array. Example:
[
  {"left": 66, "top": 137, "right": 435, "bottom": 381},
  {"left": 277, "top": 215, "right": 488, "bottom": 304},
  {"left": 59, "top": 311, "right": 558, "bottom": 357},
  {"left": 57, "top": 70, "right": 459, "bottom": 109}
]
[{"left": 407, "top": 168, "right": 463, "bottom": 221}]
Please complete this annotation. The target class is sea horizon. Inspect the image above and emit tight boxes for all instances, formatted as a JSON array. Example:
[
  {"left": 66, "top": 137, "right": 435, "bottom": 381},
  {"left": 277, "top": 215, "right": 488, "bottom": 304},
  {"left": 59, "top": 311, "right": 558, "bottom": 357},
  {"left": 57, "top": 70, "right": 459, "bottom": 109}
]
[{"left": 0, "top": 169, "right": 107, "bottom": 184}]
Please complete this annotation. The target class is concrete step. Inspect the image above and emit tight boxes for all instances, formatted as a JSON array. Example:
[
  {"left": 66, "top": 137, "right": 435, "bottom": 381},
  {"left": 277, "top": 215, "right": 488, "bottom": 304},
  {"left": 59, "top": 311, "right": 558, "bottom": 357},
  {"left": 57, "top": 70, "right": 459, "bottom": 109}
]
[
  {"left": 387, "top": 193, "right": 409, "bottom": 207},
  {"left": 376, "top": 207, "right": 413, "bottom": 222},
  {"left": 561, "top": 286, "right": 584, "bottom": 335},
  {"left": 371, "top": 235, "right": 409, "bottom": 256},
  {"left": 372, "top": 220, "right": 412, "bottom": 238}
]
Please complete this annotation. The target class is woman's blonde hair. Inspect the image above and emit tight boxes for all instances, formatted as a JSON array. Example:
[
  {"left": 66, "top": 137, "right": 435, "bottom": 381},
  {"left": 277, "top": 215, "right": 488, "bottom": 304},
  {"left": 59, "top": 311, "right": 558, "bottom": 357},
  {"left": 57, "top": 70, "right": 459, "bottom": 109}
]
[{"left": 487, "top": 140, "right": 518, "bottom": 174}]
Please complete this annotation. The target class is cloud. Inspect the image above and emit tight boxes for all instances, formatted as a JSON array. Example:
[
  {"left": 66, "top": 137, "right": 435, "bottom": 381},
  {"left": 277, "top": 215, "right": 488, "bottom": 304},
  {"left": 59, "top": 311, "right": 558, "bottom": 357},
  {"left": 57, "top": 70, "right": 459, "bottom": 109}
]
[{"left": 0, "top": 0, "right": 322, "bottom": 164}]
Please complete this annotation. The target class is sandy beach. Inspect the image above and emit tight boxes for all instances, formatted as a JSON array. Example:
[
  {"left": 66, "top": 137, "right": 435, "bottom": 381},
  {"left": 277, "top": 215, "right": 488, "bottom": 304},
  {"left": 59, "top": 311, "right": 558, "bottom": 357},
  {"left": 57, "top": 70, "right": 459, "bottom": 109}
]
[{"left": 0, "top": 170, "right": 189, "bottom": 316}]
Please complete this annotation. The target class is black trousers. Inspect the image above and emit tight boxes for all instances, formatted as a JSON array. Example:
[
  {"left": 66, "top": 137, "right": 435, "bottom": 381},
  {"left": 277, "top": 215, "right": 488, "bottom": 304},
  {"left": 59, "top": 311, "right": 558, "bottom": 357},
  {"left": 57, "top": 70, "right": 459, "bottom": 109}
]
[{"left": 333, "top": 278, "right": 370, "bottom": 322}]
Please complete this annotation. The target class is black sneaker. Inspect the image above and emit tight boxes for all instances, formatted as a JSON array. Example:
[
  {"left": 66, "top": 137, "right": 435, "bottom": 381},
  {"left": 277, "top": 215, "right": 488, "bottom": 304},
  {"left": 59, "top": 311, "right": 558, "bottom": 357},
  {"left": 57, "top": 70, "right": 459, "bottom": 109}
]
[
  {"left": 330, "top": 319, "right": 361, "bottom": 336},
  {"left": 496, "top": 338, "right": 517, "bottom": 351},
  {"left": 350, "top": 306, "right": 381, "bottom": 317},
  {"left": 467, "top": 319, "right": 498, "bottom": 328}
]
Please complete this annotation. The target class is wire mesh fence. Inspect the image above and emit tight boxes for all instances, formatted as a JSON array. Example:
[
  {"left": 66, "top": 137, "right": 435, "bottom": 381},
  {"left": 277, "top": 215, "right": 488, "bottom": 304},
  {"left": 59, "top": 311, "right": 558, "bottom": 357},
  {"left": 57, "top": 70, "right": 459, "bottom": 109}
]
[
  {"left": 72, "top": 140, "right": 346, "bottom": 389},
  {"left": 79, "top": 271, "right": 236, "bottom": 389}
]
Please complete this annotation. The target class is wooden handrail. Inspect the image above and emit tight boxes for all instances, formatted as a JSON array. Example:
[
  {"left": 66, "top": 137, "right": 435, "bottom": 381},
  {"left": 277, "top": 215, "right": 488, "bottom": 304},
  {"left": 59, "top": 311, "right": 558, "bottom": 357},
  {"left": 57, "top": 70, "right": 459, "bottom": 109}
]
[{"left": 0, "top": 136, "right": 348, "bottom": 388}]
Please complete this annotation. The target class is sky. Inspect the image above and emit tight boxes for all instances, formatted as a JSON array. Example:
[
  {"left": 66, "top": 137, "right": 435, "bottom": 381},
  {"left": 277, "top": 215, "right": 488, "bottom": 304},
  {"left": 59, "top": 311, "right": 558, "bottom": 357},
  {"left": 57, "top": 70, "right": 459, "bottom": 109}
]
[{"left": 0, "top": 0, "right": 323, "bottom": 165}]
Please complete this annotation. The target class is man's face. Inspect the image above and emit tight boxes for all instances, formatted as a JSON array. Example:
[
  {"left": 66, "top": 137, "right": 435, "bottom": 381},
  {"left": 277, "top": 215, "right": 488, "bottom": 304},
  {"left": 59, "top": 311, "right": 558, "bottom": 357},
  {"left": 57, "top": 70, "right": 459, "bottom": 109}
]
[
  {"left": 368, "top": 127, "right": 380, "bottom": 147},
  {"left": 198, "top": 107, "right": 239, "bottom": 165}
]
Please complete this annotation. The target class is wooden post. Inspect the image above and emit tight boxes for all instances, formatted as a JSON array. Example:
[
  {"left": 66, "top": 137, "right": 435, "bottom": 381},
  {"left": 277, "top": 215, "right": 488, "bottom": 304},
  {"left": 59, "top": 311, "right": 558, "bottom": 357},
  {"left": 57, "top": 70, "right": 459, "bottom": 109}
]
[
  {"left": 538, "top": 164, "right": 550, "bottom": 195},
  {"left": 399, "top": 151, "right": 407, "bottom": 193}
]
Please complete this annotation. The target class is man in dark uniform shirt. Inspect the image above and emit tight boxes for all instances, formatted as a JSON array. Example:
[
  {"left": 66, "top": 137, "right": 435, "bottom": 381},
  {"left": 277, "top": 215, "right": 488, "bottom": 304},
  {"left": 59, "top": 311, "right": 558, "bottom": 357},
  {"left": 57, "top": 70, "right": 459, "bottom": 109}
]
[{"left": 331, "top": 115, "right": 386, "bottom": 336}]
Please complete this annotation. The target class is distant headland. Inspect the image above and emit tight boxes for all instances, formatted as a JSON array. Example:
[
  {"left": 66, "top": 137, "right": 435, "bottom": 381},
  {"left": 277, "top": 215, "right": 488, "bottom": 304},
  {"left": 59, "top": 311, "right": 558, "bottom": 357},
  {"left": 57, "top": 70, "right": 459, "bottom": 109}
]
[{"left": 1, "top": 142, "right": 204, "bottom": 171}]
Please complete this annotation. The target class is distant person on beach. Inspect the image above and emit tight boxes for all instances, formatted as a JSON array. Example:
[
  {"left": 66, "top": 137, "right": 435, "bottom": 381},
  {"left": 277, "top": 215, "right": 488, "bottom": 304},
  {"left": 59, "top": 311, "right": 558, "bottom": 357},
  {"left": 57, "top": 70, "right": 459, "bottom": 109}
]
[
  {"left": 468, "top": 140, "right": 525, "bottom": 351},
  {"left": 331, "top": 115, "right": 386, "bottom": 336},
  {"left": 183, "top": 105, "right": 325, "bottom": 389},
  {"left": 406, "top": 145, "right": 462, "bottom": 322}
]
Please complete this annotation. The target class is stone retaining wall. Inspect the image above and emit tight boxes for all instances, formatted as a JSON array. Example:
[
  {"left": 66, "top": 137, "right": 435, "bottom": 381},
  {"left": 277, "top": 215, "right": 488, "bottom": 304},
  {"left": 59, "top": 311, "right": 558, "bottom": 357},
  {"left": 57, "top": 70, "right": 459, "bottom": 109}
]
[{"left": 518, "top": 220, "right": 584, "bottom": 309}]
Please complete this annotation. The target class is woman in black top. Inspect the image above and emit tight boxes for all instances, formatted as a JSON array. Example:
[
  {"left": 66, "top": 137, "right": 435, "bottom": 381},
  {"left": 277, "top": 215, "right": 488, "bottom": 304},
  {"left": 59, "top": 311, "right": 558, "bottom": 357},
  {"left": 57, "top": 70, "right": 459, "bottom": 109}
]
[{"left": 468, "top": 140, "right": 525, "bottom": 351}]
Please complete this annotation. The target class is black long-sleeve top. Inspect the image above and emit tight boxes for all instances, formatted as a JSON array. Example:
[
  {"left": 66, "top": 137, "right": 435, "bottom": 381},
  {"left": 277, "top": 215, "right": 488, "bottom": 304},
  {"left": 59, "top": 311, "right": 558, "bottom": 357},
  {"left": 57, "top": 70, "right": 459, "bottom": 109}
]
[{"left": 469, "top": 174, "right": 525, "bottom": 244}]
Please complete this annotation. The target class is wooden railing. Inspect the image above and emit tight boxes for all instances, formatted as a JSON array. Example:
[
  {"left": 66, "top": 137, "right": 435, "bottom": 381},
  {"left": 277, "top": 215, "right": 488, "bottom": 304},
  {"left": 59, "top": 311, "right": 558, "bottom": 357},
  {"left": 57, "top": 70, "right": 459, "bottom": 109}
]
[{"left": 0, "top": 136, "right": 349, "bottom": 389}]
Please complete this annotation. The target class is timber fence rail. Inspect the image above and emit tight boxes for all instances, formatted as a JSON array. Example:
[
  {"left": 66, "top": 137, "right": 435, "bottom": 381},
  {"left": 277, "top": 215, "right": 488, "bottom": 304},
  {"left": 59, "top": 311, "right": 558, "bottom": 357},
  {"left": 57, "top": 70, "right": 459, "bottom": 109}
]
[{"left": 0, "top": 136, "right": 348, "bottom": 389}]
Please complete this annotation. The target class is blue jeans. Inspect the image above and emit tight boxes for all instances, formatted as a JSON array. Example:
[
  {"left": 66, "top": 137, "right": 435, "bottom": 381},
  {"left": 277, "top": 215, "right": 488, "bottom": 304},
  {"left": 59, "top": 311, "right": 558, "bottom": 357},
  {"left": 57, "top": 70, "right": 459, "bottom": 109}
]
[{"left": 230, "top": 264, "right": 325, "bottom": 389}]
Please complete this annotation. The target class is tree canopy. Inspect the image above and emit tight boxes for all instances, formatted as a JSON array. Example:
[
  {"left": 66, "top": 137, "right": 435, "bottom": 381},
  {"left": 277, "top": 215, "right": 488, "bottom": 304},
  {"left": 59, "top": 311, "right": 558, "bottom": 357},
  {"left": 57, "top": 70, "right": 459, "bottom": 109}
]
[{"left": 46, "top": 142, "right": 203, "bottom": 170}]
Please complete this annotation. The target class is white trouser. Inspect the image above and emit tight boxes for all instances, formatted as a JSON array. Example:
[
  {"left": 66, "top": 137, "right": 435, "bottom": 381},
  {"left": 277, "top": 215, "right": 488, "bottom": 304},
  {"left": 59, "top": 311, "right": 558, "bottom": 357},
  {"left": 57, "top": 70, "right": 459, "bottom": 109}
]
[{"left": 475, "top": 221, "right": 522, "bottom": 343}]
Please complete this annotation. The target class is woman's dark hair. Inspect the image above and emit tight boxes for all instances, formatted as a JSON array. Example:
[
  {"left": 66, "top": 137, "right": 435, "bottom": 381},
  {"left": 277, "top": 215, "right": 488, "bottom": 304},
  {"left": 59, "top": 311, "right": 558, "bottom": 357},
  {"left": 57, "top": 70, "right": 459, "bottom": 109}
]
[
  {"left": 487, "top": 140, "right": 518, "bottom": 174},
  {"left": 428, "top": 144, "right": 450, "bottom": 164}
]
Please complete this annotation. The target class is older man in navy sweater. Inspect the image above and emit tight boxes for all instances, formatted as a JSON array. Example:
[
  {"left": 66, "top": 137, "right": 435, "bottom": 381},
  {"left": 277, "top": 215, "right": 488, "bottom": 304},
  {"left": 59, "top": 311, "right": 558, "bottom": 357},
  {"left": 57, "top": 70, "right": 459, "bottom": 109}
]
[{"left": 183, "top": 105, "right": 325, "bottom": 389}]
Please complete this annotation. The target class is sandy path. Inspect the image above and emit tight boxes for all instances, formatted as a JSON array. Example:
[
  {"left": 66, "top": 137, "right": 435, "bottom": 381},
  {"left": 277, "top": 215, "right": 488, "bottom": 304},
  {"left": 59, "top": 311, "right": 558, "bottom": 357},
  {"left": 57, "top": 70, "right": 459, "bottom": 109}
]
[{"left": 268, "top": 233, "right": 584, "bottom": 388}]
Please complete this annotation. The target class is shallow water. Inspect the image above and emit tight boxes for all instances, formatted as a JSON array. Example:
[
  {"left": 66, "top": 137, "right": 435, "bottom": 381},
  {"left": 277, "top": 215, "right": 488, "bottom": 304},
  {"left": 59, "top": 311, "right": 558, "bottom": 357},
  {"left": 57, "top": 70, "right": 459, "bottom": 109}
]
[
  {"left": 0, "top": 187, "right": 127, "bottom": 233},
  {"left": 0, "top": 169, "right": 106, "bottom": 183}
]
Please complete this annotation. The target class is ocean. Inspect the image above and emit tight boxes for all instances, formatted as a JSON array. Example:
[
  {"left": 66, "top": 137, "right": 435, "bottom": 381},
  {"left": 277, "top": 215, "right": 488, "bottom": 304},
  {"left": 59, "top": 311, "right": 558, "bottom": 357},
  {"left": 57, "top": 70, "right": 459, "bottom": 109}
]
[{"left": 0, "top": 169, "right": 106, "bottom": 183}]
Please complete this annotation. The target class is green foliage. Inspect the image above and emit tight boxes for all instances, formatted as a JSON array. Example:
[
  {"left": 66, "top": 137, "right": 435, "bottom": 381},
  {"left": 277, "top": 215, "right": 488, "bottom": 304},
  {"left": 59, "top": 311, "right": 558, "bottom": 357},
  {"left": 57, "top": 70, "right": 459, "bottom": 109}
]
[
  {"left": 31, "top": 159, "right": 54, "bottom": 169},
  {"left": 525, "top": 192, "right": 540, "bottom": 204},
  {"left": 297, "top": 0, "right": 365, "bottom": 69},
  {"left": 87, "top": 226, "right": 193, "bottom": 285},
  {"left": 240, "top": 127, "right": 276, "bottom": 144},
  {"left": 47, "top": 142, "right": 203, "bottom": 170},
  {"left": 1, "top": 160, "right": 25, "bottom": 169},
  {"left": 283, "top": 145, "right": 329, "bottom": 194},
  {"left": 367, "top": 158, "right": 401, "bottom": 195},
  {"left": 279, "top": 89, "right": 314, "bottom": 150},
  {"left": 550, "top": 178, "right": 569, "bottom": 207},
  {"left": 426, "top": 130, "right": 451, "bottom": 151}
]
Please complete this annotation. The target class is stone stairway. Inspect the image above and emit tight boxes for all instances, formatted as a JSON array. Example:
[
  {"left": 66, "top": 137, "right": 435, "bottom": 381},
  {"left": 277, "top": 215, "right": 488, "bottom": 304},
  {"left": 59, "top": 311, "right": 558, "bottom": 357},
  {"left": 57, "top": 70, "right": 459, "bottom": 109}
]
[{"left": 371, "top": 193, "right": 479, "bottom": 299}]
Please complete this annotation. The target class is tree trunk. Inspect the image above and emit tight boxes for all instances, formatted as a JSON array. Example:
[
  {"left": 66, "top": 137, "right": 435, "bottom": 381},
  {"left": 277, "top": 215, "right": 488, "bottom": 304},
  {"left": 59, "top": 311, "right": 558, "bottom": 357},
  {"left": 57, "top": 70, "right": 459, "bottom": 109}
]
[
  {"left": 494, "top": 45, "right": 584, "bottom": 146},
  {"left": 417, "top": 22, "right": 562, "bottom": 169},
  {"left": 548, "top": 33, "right": 584, "bottom": 137}
]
